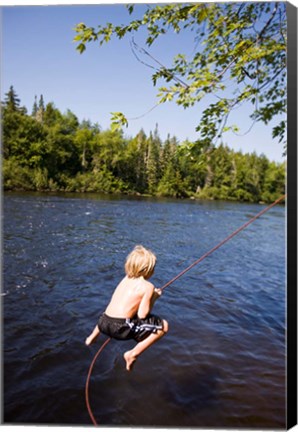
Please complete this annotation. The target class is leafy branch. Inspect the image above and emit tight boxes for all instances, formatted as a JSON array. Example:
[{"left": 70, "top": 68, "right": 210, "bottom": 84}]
[{"left": 73, "top": 2, "right": 287, "bottom": 150}]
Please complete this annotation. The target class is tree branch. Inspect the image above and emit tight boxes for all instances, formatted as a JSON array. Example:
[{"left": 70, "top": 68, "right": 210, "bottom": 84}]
[
  {"left": 257, "top": 2, "right": 278, "bottom": 41},
  {"left": 130, "top": 39, "right": 157, "bottom": 71},
  {"left": 131, "top": 38, "right": 189, "bottom": 89}
]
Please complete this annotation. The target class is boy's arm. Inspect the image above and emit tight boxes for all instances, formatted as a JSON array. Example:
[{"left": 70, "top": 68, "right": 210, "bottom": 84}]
[
  {"left": 150, "top": 288, "right": 162, "bottom": 309},
  {"left": 137, "top": 284, "right": 155, "bottom": 319}
]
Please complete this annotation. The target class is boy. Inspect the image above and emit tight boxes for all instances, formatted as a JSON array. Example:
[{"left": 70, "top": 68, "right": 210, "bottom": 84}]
[{"left": 85, "top": 245, "right": 168, "bottom": 371}]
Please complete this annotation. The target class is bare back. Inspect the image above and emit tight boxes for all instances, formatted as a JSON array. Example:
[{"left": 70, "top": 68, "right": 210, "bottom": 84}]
[{"left": 105, "top": 276, "right": 154, "bottom": 319}]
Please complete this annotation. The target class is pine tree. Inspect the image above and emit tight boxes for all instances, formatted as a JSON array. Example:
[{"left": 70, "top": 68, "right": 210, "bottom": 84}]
[
  {"left": 36, "top": 94, "right": 45, "bottom": 123},
  {"left": 32, "top": 95, "right": 38, "bottom": 117},
  {"left": 135, "top": 129, "right": 148, "bottom": 192},
  {"left": 146, "top": 127, "right": 161, "bottom": 194},
  {"left": 39, "top": 95, "right": 45, "bottom": 112},
  {"left": 4, "top": 85, "right": 21, "bottom": 112}
]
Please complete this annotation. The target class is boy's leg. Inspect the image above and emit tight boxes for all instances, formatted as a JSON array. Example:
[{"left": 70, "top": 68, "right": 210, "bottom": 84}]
[
  {"left": 85, "top": 325, "right": 100, "bottom": 346},
  {"left": 124, "top": 319, "right": 168, "bottom": 371}
]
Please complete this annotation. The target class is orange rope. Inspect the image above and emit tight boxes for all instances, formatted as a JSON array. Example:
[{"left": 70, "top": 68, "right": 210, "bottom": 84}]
[
  {"left": 85, "top": 337, "right": 111, "bottom": 426},
  {"left": 160, "top": 194, "right": 286, "bottom": 291},
  {"left": 85, "top": 194, "right": 286, "bottom": 425}
]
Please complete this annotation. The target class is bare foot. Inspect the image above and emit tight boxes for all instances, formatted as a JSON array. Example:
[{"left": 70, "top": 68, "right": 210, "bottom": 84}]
[
  {"left": 124, "top": 351, "right": 137, "bottom": 371},
  {"left": 85, "top": 334, "right": 99, "bottom": 346}
]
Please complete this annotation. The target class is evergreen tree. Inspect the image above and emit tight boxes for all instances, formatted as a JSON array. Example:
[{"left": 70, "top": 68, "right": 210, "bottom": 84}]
[
  {"left": 146, "top": 125, "right": 161, "bottom": 194},
  {"left": 212, "top": 144, "right": 234, "bottom": 188},
  {"left": 161, "top": 134, "right": 178, "bottom": 172},
  {"left": 4, "top": 85, "right": 21, "bottom": 112},
  {"left": 60, "top": 109, "right": 79, "bottom": 135},
  {"left": 135, "top": 129, "right": 148, "bottom": 192},
  {"left": 36, "top": 94, "right": 45, "bottom": 123},
  {"left": 32, "top": 95, "right": 38, "bottom": 117},
  {"left": 39, "top": 95, "right": 45, "bottom": 112},
  {"left": 43, "top": 102, "right": 63, "bottom": 127},
  {"left": 122, "top": 129, "right": 147, "bottom": 192}
]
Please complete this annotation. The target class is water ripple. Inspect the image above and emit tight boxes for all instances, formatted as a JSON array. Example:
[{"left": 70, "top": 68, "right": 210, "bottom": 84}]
[{"left": 3, "top": 192, "right": 286, "bottom": 427}]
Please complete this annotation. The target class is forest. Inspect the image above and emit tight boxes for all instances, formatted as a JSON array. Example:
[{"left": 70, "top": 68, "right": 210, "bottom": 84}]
[{"left": 2, "top": 86, "right": 285, "bottom": 203}]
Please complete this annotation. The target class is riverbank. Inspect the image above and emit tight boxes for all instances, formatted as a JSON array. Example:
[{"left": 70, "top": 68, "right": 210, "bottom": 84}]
[
  {"left": 3, "top": 182, "right": 285, "bottom": 205},
  {"left": 3, "top": 88, "right": 286, "bottom": 205}
]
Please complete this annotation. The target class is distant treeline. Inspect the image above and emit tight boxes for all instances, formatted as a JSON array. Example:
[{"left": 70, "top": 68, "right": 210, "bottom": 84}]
[{"left": 2, "top": 86, "right": 285, "bottom": 203}]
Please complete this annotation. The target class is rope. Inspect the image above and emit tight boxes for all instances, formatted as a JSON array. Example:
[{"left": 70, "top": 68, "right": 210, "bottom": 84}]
[
  {"left": 85, "top": 194, "right": 286, "bottom": 425},
  {"left": 85, "top": 337, "right": 111, "bottom": 426},
  {"left": 160, "top": 194, "right": 286, "bottom": 291}
]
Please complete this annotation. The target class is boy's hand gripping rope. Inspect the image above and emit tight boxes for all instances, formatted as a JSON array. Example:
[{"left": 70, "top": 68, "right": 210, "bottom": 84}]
[{"left": 85, "top": 194, "right": 286, "bottom": 426}]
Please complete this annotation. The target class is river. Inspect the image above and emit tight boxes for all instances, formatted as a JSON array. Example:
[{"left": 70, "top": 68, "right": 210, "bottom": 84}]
[{"left": 3, "top": 192, "right": 286, "bottom": 427}]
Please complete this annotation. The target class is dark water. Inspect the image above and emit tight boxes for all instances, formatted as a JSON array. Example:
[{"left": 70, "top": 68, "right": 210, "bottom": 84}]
[{"left": 3, "top": 192, "right": 286, "bottom": 428}]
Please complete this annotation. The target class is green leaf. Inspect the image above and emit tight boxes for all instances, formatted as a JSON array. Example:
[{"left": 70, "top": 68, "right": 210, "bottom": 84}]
[
  {"left": 77, "top": 43, "right": 86, "bottom": 54},
  {"left": 127, "top": 4, "right": 134, "bottom": 14},
  {"left": 110, "top": 112, "right": 128, "bottom": 130}
]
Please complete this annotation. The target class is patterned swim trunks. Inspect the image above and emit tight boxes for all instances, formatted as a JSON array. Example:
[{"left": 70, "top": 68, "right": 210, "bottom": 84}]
[{"left": 98, "top": 313, "right": 164, "bottom": 342}]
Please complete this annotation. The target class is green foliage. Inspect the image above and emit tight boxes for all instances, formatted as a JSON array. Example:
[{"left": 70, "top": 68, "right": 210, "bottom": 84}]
[
  {"left": 64, "top": 167, "right": 127, "bottom": 194},
  {"left": 73, "top": 3, "right": 287, "bottom": 149},
  {"left": 110, "top": 112, "right": 128, "bottom": 131},
  {"left": 4, "top": 85, "right": 22, "bottom": 112},
  {"left": 157, "top": 162, "right": 186, "bottom": 198},
  {"left": 32, "top": 96, "right": 38, "bottom": 117},
  {"left": 3, "top": 158, "right": 34, "bottom": 190},
  {"left": 2, "top": 87, "right": 285, "bottom": 203}
]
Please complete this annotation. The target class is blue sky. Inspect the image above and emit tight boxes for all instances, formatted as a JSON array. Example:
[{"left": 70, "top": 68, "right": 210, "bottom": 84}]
[{"left": 1, "top": 3, "right": 286, "bottom": 162}]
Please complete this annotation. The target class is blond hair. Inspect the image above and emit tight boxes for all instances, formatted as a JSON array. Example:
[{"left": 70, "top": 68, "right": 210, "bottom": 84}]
[{"left": 125, "top": 245, "right": 156, "bottom": 279}]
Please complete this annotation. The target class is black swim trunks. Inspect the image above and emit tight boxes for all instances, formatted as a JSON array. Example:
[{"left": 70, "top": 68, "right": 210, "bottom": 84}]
[{"left": 98, "top": 313, "right": 164, "bottom": 342}]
